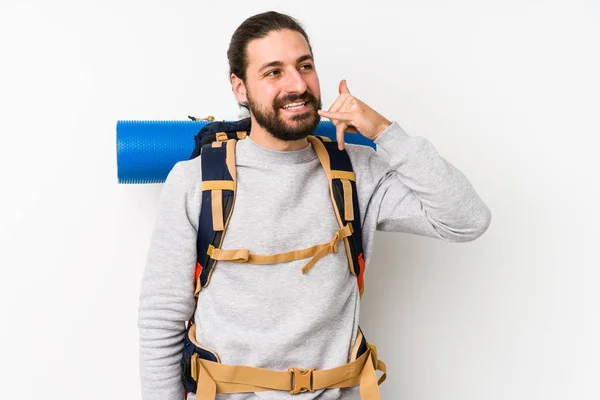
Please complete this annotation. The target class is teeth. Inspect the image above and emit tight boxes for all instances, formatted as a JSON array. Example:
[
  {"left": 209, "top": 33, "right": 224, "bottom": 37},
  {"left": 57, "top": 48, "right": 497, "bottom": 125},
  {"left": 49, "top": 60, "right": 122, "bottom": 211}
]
[{"left": 283, "top": 102, "right": 306, "bottom": 109}]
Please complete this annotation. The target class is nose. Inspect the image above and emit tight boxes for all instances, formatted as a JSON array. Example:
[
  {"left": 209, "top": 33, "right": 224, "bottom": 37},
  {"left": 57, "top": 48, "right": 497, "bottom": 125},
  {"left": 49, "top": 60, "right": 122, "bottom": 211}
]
[{"left": 283, "top": 68, "right": 308, "bottom": 94}]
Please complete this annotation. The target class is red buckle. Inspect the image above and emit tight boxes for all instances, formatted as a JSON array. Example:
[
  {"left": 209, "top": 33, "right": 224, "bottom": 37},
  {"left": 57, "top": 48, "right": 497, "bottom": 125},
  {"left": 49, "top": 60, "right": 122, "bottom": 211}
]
[{"left": 289, "top": 367, "right": 315, "bottom": 394}]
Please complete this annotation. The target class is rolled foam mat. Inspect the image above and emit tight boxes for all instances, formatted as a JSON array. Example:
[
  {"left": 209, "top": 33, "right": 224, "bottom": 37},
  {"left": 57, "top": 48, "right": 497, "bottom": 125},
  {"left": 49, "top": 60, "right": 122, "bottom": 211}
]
[{"left": 116, "top": 119, "right": 376, "bottom": 184}]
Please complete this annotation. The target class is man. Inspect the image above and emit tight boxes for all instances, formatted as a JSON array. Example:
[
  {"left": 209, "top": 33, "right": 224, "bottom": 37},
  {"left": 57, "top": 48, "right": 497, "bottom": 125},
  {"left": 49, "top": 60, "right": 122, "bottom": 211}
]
[{"left": 138, "top": 11, "right": 491, "bottom": 400}]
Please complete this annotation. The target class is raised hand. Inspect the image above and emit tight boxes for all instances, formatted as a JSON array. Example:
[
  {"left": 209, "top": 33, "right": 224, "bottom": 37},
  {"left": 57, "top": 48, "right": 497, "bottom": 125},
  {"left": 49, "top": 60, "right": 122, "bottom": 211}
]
[{"left": 318, "top": 80, "right": 392, "bottom": 150}]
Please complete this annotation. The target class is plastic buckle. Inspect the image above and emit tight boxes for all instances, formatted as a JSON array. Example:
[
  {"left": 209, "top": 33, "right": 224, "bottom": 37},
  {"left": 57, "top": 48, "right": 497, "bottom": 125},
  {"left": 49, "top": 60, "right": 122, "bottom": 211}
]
[
  {"left": 216, "top": 132, "right": 228, "bottom": 142},
  {"left": 289, "top": 367, "right": 316, "bottom": 394}
]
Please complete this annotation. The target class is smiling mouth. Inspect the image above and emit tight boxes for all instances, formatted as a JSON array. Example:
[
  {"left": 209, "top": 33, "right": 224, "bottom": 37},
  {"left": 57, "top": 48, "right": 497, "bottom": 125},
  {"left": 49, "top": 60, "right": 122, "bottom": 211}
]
[{"left": 281, "top": 101, "right": 308, "bottom": 110}]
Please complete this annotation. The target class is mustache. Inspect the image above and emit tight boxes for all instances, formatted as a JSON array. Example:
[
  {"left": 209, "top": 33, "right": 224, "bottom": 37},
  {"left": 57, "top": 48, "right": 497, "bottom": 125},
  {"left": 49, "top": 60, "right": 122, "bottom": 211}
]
[{"left": 274, "top": 92, "right": 319, "bottom": 109}]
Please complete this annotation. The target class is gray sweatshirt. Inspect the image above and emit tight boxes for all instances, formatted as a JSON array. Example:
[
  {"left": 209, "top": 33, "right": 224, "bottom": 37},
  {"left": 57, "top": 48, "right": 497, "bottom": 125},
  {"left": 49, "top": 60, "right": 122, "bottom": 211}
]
[{"left": 138, "top": 121, "right": 491, "bottom": 400}]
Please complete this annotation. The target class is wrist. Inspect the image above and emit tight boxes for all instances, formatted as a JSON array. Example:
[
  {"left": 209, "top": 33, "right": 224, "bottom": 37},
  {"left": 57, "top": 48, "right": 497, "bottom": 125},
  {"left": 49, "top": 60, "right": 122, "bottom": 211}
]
[{"left": 373, "top": 119, "right": 392, "bottom": 140}]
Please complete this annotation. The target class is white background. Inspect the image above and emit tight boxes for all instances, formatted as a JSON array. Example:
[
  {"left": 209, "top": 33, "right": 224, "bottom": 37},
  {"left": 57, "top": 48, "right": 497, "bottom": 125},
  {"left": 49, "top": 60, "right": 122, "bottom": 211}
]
[{"left": 1, "top": 0, "right": 599, "bottom": 399}]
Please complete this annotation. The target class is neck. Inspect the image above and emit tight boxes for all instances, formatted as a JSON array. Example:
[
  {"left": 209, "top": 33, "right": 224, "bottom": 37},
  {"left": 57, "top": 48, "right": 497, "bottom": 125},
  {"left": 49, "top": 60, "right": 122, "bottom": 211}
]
[{"left": 248, "top": 115, "right": 309, "bottom": 151}]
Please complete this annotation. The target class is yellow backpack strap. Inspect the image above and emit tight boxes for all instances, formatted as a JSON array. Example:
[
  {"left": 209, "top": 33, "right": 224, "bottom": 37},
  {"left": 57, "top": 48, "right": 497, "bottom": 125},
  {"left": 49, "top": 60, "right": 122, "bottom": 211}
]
[
  {"left": 315, "top": 135, "right": 332, "bottom": 143},
  {"left": 306, "top": 135, "right": 365, "bottom": 296},
  {"left": 206, "top": 224, "right": 353, "bottom": 274},
  {"left": 195, "top": 138, "right": 238, "bottom": 295},
  {"left": 191, "top": 348, "right": 383, "bottom": 398}
]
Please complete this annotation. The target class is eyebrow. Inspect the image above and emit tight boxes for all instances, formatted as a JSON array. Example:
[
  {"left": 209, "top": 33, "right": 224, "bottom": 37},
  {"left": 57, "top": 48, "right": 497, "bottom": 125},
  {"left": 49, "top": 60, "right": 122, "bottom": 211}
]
[{"left": 257, "top": 54, "right": 314, "bottom": 74}]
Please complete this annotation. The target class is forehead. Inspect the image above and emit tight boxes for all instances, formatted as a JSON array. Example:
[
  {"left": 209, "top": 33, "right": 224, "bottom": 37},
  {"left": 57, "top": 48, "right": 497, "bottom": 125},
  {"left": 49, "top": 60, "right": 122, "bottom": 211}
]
[{"left": 246, "top": 29, "right": 312, "bottom": 72}]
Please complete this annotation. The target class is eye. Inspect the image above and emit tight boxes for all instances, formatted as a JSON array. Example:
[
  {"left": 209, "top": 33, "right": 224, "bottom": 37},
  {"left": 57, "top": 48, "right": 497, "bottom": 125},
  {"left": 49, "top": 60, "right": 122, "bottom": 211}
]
[
  {"left": 265, "top": 69, "right": 281, "bottom": 77},
  {"left": 300, "top": 64, "right": 314, "bottom": 71}
]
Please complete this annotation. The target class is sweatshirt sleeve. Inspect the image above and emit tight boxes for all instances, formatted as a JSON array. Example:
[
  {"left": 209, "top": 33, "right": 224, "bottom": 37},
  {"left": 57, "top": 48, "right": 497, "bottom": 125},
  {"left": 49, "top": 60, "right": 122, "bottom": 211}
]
[
  {"left": 365, "top": 121, "right": 491, "bottom": 242},
  {"left": 137, "top": 161, "right": 200, "bottom": 400}
]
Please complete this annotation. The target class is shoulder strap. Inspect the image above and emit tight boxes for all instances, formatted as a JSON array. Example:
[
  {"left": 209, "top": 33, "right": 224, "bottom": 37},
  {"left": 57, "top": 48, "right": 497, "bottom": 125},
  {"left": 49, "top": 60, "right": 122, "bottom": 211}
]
[
  {"left": 194, "top": 138, "right": 238, "bottom": 297},
  {"left": 306, "top": 136, "right": 366, "bottom": 297},
  {"left": 192, "top": 133, "right": 366, "bottom": 300}
]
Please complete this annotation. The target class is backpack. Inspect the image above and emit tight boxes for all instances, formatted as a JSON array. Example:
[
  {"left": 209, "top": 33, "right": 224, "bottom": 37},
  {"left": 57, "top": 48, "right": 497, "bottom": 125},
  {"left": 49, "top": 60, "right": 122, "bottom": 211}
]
[
  {"left": 190, "top": 117, "right": 365, "bottom": 298},
  {"left": 181, "top": 118, "right": 385, "bottom": 397}
]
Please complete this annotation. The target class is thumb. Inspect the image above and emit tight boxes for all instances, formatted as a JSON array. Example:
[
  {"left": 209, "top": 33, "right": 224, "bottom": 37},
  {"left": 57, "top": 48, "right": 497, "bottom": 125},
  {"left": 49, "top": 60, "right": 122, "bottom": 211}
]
[{"left": 339, "top": 79, "right": 350, "bottom": 95}]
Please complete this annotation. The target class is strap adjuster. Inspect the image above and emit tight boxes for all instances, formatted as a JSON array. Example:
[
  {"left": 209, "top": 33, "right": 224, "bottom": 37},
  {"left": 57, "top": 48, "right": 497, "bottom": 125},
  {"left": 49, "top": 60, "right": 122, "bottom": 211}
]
[
  {"left": 216, "top": 132, "right": 228, "bottom": 142},
  {"left": 289, "top": 367, "right": 316, "bottom": 394}
]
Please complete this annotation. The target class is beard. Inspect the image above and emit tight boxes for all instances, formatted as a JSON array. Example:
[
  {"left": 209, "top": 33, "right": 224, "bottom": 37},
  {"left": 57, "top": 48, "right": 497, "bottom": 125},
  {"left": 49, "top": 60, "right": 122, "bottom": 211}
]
[{"left": 246, "top": 89, "right": 322, "bottom": 141}]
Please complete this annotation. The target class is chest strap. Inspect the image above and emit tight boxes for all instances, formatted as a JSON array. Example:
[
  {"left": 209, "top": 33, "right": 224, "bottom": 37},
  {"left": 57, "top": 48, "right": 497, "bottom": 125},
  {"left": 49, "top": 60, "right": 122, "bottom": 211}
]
[
  {"left": 206, "top": 224, "right": 353, "bottom": 274},
  {"left": 190, "top": 347, "right": 386, "bottom": 399}
]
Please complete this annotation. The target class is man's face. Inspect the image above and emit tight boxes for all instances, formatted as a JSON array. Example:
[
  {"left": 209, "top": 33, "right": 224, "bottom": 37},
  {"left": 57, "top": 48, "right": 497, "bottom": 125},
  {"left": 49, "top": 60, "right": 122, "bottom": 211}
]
[{"left": 235, "top": 29, "right": 322, "bottom": 141}]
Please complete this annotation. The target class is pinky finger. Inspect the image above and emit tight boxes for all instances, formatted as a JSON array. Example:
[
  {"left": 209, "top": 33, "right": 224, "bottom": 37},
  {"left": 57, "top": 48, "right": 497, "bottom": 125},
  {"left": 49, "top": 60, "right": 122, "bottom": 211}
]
[{"left": 336, "top": 122, "right": 347, "bottom": 150}]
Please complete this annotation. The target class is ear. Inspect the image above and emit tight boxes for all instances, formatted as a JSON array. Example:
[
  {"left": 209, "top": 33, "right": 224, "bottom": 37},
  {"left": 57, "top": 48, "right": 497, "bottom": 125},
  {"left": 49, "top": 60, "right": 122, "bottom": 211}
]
[{"left": 231, "top": 73, "right": 248, "bottom": 103}]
